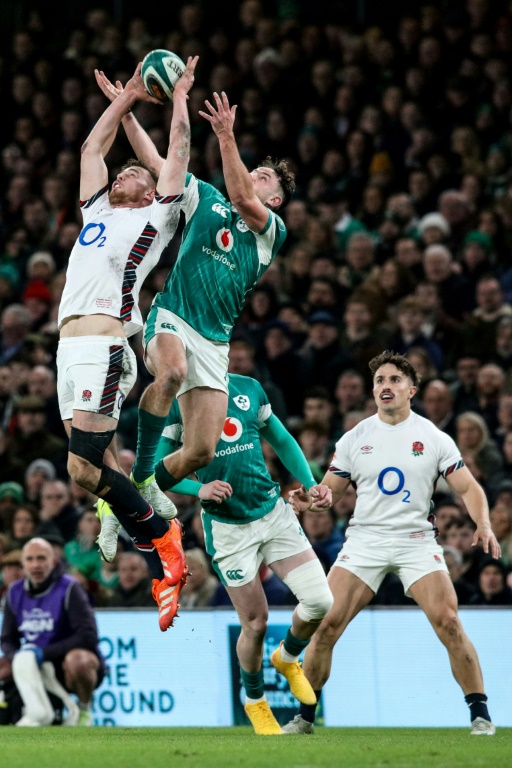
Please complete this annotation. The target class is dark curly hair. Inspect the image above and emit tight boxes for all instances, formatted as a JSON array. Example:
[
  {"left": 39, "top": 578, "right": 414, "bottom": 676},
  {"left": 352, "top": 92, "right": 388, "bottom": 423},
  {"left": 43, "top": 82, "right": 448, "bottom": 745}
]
[
  {"left": 260, "top": 156, "right": 296, "bottom": 211},
  {"left": 369, "top": 350, "right": 419, "bottom": 387}
]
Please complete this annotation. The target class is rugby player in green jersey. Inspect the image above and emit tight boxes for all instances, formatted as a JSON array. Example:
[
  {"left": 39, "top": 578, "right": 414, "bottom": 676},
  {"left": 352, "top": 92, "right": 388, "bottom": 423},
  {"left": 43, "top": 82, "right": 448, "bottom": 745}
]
[
  {"left": 98, "top": 374, "right": 333, "bottom": 734},
  {"left": 95, "top": 73, "right": 296, "bottom": 517}
]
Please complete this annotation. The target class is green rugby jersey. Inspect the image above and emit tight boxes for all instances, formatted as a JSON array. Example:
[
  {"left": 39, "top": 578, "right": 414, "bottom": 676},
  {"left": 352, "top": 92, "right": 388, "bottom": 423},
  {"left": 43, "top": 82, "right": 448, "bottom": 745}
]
[
  {"left": 162, "top": 374, "right": 282, "bottom": 523},
  {"left": 153, "top": 173, "right": 287, "bottom": 342}
]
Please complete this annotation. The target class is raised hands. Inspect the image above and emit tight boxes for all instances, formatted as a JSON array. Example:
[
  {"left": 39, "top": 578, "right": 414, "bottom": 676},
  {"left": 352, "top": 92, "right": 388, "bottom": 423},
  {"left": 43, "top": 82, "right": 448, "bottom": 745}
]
[
  {"left": 199, "top": 91, "right": 237, "bottom": 138},
  {"left": 173, "top": 55, "right": 199, "bottom": 99}
]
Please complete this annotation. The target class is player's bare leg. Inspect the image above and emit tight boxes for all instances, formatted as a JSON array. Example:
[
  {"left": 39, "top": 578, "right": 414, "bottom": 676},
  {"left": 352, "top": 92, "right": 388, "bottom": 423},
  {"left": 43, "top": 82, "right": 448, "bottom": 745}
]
[
  {"left": 409, "top": 570, "right": 495, "bottom": 734},
  {"left": 161, "top": 386, "right": 228, "bottom": 479},
  {"left": 228, "top": 577, "right": 281, "bottom": 735},
  {"left": 410, "top": 571, "right": 484, "bottom": 693},
  {"left": 282, "top": 567, "right": 373, "bottom": 733},
  {"left": 130, "top": 334, "right": 187, "bottom": 517},
  {"left": 269, "top": 549, "right": 333, "bottom": 705}
]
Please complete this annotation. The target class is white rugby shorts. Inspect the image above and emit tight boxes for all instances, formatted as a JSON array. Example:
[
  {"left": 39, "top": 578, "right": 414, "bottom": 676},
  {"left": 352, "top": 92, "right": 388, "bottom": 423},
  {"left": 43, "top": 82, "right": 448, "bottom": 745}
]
[
  {"left": 333, "top": 527, "right": 448, "bottom": 596},
  {"left": 143, "top": 306, "right": 229, "bottom": 396},
  {"left": 57, "top": 336, "right": 137, "bottom": 421},
  {"left": 202, "top": 497, "right": 312, "bottom": 587}
]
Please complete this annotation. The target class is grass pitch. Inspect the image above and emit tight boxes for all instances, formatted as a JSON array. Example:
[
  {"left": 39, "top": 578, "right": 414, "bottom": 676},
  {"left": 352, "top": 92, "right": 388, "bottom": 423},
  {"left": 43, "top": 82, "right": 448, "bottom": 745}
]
[{"left": 2, "top": 727, "right": 511, "bottom": 768}]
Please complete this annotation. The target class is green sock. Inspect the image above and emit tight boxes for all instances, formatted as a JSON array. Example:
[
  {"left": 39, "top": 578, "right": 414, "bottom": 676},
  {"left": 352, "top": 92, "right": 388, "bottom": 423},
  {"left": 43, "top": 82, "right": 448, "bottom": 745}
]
[
  {"left": 132, "top": 410, "right": 168, "bottom": 483},
  {"left": 283, "top": 628, "right": 310, "bottom": 658},
  {"left": 155, "top": 458, "right": 180, "bottom": 491},
  {"left": 240, "top": 667, "right": 264, "bottom": 700}
]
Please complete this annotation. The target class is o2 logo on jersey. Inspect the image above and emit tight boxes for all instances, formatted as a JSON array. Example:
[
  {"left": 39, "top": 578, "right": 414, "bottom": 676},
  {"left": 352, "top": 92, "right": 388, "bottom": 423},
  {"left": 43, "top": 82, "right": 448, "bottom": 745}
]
[
  {"left": 221, "top": 417, "right": 243, "bottom": 442},
  {"left": 79, "top": 222, "right": 106, "bottom": 248},
  {"left": 377, "top": 466, "right": 410, "bottom": 504},
  {"left": 215, "top": 228, "right": 234, "bottom": 252}
]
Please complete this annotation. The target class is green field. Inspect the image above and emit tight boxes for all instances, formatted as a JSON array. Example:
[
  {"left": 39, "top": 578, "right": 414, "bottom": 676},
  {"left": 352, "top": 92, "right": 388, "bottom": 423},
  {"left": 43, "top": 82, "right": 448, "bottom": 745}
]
[{"left": 1, "top": 727, "right": 511, "bottom": 768}]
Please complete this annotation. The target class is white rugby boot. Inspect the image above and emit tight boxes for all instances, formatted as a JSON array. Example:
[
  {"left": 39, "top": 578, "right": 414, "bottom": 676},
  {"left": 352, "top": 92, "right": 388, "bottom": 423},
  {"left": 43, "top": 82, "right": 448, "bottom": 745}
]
[
  {"left": 470, "top": 717, "right": 496, "bottom": 735},
  {"left": 131, "top": 473, "right": 177, "bottom": 520},
  {"left": 281, "top": 714, "right": 315, "bottom": 734}
]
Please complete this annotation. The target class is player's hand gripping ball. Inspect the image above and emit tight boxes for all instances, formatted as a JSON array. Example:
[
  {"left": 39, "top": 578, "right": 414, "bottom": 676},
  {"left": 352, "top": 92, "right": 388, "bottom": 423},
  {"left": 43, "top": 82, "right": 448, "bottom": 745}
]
[{"left": 141, "top": 49, "right": 186, "bottom": 102}]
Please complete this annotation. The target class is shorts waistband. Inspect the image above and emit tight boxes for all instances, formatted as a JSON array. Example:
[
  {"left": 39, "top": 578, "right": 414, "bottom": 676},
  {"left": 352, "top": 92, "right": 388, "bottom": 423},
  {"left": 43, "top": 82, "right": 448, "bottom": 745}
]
[{"left": 58, "top": 336, "right": 128, "bottom": 346}]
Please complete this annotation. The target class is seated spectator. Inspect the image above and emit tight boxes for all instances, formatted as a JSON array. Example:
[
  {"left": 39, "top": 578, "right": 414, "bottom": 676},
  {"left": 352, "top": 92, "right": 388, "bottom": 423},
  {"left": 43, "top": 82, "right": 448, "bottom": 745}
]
[
  {"left": 301, "top": 386, "right": 335, "bottom": 436},
  {"left": 462, "top": 276, "right": 512, "bottom": 360},
  {"left": 488, "top": 504, "right": 512, "bottom": 567},
  {"left": 339, "top": 295, "right": 389, "bottom": 385},
  {"left": 0, "top": 482, "right": 25, "bottom": 532},
  {"left": 6, "top": 503, "right": 39, "bottom": 548},
  {"left": 422, "top": 379, "right": 457, "bottom": 437},
  {"left": 417, "top": 211, "right": 450, "bottom": 247},
  {"left": 433, "top": 499, "right": 464, "bottom": 541},
  {"left": 442, "top": 545, "right": 477, "bottom": 605},
  {"left": 0, "top": 537, "right": 104, "bottom": 725},
  {"left": 179, "top": 548, "right": 219, "bottom": 609},
  {"left": 24, "top": 458, "right": 56, "bottom": 506},
  {"left": 387, "top": 296, "right": 444, "bottom": 370},
  {"left": 449, "top": 355, "right": 481, "bottom": 417},
  {"left": 490, "top": 316, "right": 512, "bottom": 371},
  {"left": 63, "top": 509, "right": 102, "bottom": 582},
  {"left": 300, "top": 312, "right": 354, "bottom": 395},
  {"left": 422, "top": 244, "right": 471, "bottom": 322},
  {"left": 300, "top": 507, "right": 345, "bottom": 573},
  {"left": 475, "top": 363, "right": 506, "bottom": 435},
  {"left": 468, "top": 558, "right": 512, "bottom": 606},
  {"left": 262, "top": 320, "right": 306, "bottom": 417},
  {"left": 333, "top": 370, "right": 367, "bottom": 432},
  {"left": 487, "top": 431, "right": 512, "bottom": 500},
  {"left": 0, "top": 426, "right": 25, "bottom": 487},
  {"left": 106, "top": 552, "right": 154, "bottom": 608},
  {"left": 455, "top": 411, "right": 503, "bottom": 481},
  {"left": 37, "top": 480, "right": 79, "bottom": 543},
  {"left": 0, "top": 549, "right": 23, "bottom": 609},
  {"left": 338, "top": 232, "right": 379, "bottom": 291},
  {"left": 444, "top": 517, "right": 487, "bottom": 586},
  {"left": 9, "top": 395, "right": 66, "bottom": 474},
  {"left": 332, "top": 482, "right": 356, "bottom": 532},
  {"left": 296, "top": 420, "right": 330, "bottom": 481}
]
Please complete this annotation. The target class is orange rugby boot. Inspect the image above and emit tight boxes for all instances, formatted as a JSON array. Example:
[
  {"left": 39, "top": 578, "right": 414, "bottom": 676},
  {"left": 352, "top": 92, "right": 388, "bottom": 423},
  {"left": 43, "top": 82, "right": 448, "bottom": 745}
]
[
  {"left": 152, "top": 518, "right": 186, "bottom": 586},
  {"left": 152, "top": 566, "right": 189, "bottom": 632}
]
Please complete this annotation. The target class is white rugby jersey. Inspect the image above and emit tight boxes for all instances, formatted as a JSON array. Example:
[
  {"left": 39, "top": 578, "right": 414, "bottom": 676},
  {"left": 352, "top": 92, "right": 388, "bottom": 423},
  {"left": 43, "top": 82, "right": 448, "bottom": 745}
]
[
  {"left": 330, "top": 411, "right": 463, "bottom": 536},
  {"left": 58, "top": 187, "right": 182, "bottom": 337}
]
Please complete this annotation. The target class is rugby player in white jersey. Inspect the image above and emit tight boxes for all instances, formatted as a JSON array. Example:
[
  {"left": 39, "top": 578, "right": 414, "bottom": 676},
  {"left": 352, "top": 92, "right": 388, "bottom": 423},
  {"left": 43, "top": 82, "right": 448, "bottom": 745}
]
[
  {"left": 94, "top": 73, "right": 298, "bottom": 511},
  {"left": 57, "top": 58, "right": 198, "bottom": 608},
  {"left": 283, "top": 350, "right": 500, "bottom": 736}
]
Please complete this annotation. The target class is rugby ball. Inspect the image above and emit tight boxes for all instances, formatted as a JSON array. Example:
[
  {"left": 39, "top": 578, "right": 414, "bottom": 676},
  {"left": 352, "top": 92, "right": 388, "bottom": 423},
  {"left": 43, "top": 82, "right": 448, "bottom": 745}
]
[{"left": 141, "top": 49, "right": 185, "bottom": 102}]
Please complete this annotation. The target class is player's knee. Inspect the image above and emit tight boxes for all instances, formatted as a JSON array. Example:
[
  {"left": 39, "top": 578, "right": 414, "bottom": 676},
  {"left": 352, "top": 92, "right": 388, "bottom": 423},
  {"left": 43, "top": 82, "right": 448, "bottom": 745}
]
[
  {"left": 155, "top": 365, "right": 186, "bottom": 396},
  {"left": 184, "top": 444, "right": 216, "bottom": 471},
  {"left": 437, "top": 610, "right": 461, "bottom": 642},
  {"left": 242, "top": 614, "right": 268, "bottom": 643},
  {"left": 284, "top": 559, "right": 334, "bottom": 623},
  {"left": 68, "top": 427, "right": 115, "bottom": 488},
  {"left": 64, "top": 650, "right": 98, "bottom": 685}
]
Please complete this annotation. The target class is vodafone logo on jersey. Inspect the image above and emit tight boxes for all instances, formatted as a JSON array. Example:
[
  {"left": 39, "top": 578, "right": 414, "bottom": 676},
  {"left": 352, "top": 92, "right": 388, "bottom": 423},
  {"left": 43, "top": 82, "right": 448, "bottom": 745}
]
[
  {"left": 221, "top": 416, "right": 243, "bottom": 442},
  {"left": 216, "top": 228, "right": 234, "bottom": 252}
]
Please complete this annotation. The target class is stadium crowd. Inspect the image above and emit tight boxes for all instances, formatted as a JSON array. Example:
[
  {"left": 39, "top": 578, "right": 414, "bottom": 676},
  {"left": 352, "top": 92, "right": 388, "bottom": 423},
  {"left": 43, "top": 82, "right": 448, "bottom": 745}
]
[{"left": 1, "top": 0, "right": 512, "bottom": 609}]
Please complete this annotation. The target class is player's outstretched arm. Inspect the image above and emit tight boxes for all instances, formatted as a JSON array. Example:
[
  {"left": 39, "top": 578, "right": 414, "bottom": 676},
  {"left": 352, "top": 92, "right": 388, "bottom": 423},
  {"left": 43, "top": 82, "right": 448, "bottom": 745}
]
[
  {"left": 95, "top": 67, "right": 165, "bottom": 181},
  {"left": 446, "top": 465, "right": 501, "bottom": 558},
  {"left": 81, "top": 62, "right": 161, "bottom": 201},
  {"left": 199, "top": 91, "right": 269, "bottom": 232},
  {"left": 157, "top": 56, "right": 198, "bottom": 197},
  {"left": 261, "top": 414, "right": 332, "bottom": 508}
]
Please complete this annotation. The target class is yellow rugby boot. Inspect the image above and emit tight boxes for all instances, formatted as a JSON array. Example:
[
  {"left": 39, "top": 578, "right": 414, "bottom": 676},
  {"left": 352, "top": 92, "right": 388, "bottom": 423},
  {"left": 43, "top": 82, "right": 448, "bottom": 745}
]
[
  {"left": 244, "top": 700, "right": 282, "bottom": 735},
  {"left": 270, "top": 642, "right": 316, "bottom": 706}
]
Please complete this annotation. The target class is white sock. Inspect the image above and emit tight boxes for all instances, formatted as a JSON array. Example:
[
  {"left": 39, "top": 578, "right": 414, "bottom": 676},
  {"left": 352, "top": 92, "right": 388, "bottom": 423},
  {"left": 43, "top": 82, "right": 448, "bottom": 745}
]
[
  {"left": 245, "top": 695, "right": 266, "bottom": 705},
  {"left": 279, "top": 646, "right": 299, "bottom": 663}
]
